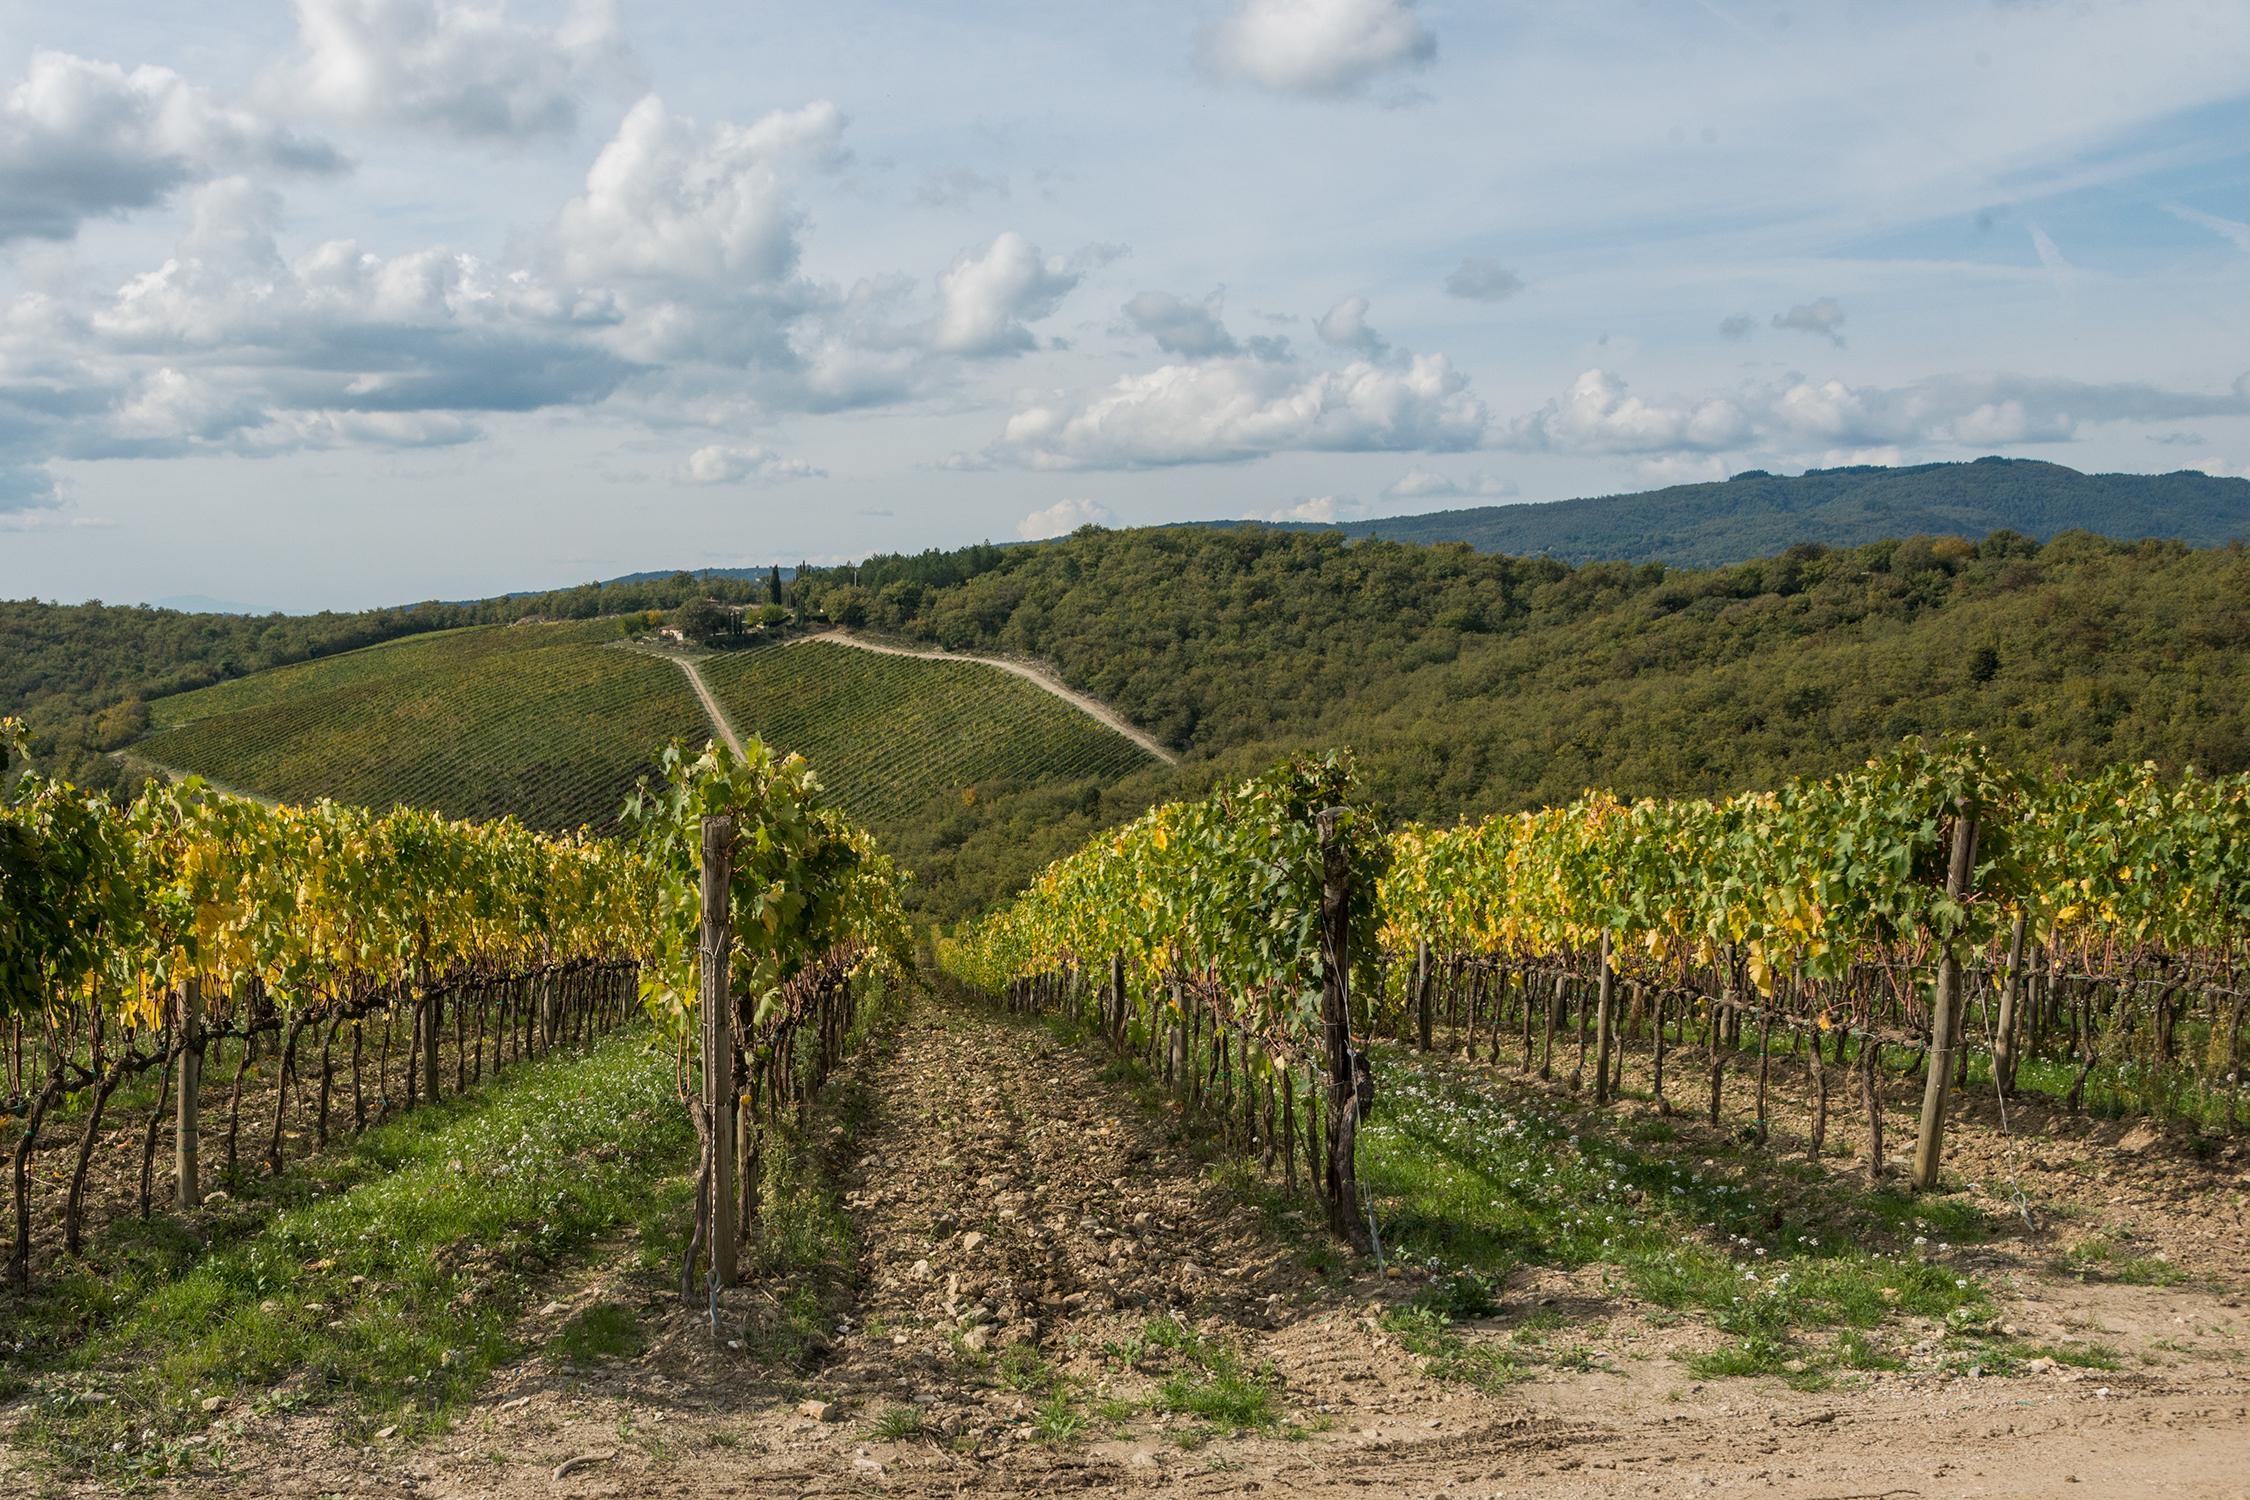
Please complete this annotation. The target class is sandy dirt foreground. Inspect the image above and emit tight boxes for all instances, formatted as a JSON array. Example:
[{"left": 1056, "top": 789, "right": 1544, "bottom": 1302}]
[{"left": 19, "top": 1006, "right": 2250, "bottom": 1499}]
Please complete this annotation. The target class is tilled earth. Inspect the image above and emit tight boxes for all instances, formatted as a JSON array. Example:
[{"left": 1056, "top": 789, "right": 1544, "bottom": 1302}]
[{"left": 89, "top": 1003, "right": 2250, "bottom": 1498}]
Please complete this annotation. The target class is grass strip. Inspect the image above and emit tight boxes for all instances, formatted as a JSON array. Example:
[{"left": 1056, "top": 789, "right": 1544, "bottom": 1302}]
[
  {"left": 1362, "top": 1045, "right": 1995, "bottom": 1384},
  {"left": 14, "top": 1030, "right": 692, "bottom": 1482}
]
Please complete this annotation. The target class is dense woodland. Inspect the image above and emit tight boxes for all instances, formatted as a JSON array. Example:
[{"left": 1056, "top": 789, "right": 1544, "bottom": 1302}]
[
  {"left": 1240, "top": 456, "right": 2250, "bottom": 565},
  {"left": 793, "top": 526, "right": 2250, "bottom": 913}
]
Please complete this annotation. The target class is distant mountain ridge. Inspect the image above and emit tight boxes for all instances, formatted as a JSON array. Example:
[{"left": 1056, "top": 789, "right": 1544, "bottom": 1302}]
[{"left": 1236, "top": 458, "right": 2248, "bottom": 566}]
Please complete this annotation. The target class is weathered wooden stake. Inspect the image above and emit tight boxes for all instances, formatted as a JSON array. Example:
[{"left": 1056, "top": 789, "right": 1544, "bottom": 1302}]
[
  {"left": 1991, "top": 910, "right": 2028, "bottom": 1098},
  {"left": 1594, "top": 934, "right": 1616, "bottom": 1106},
  {"left": 421, "top": 976, "right": 441, "bottom": 1105},
  {"left": 1651, "top": 989, "right": 1668, "bottom": 1112},
  {"left": 1911, "top": 801, "right": 1980, "bottom": 1191},
  {"left": 701, "top": 814, "right": 739, "bottom": 1290},
  {"left": 1414, "top": 939, "right": 1433, "bottom": 1052},
  {"left": 1317, "top": 809, "right": 1371, "bottom": 1252},
  {"left": 1109, "top": 952, "right": 1127, "bottom": 1052},
  {"left": 175, "top": 978, "right": 202, "bottom": 1207}
]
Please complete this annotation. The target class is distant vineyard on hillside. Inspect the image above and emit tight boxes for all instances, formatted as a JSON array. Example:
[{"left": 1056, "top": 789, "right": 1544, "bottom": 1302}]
[
  {"left": 699, "top": 641, "right": 1157, "bottom": 825},
  {"left": 134, "top": 623, "right": 707, "bottom": 830}
]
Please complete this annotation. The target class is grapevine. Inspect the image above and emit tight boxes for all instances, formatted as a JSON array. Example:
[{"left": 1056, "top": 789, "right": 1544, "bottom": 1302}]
[
  {"left": 0, "top": 718, "right": 909, "bottom": 1292},
  {"left": 951, "top": 736, "right": 2250, "bottom": 1232}
]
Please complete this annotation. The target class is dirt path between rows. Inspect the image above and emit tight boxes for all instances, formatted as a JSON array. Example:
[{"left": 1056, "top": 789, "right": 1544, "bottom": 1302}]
[
  {"left": 795, "top": 630, "right": 1181, "bottom": 766},
  {"left": 142, "top": 999, "right": 2250, "bottom": 1499},
  {"left": 667, "top": 655, "right": 746, "bottom": 758}
]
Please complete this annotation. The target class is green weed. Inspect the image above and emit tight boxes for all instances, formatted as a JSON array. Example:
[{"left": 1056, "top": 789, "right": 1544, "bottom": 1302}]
[{"left": 866, "top": 1404, "right": 925, "bottom": 1441}]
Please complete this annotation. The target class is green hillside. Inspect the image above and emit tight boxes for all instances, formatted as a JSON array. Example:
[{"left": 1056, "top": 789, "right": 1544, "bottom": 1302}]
[
  {"left": 793, "top": 526, "right": 2250, "bottom": 832},
  {"left": 1240, "top": 457, "right": 2249, "bottom": 565},
  {"left": 0, "top": 571, "right": 781, "bottom": 794},
  {"left": 123, "top": 627, "right": 1169, "bottom": 913},
  {"left": 24, "top": 498, "right": 2249, "bottom": 921},
  {"left": 700, "top": 643, "right": 1155, "bottom": 823},
  {"left": 134, "top": 623, "right": 709, "bottom": 832},
  {"left": 698, "top": 641, "right": 1163, "bottom": 916}
]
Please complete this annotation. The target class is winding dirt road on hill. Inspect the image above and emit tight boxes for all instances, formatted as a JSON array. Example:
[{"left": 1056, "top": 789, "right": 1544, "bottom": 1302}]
[{"left": 794, "top": 630, "right": 1180, "bottom": 766}]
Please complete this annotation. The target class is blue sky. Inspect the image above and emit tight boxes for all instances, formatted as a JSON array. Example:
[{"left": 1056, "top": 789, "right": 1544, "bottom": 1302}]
[{"left": 2, "top": 0, "right": 2248, "bottom": 610}]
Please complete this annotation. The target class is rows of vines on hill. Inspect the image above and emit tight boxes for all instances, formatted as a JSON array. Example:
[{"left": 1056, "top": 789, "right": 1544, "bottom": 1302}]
[
  {"left": 133, "top": 623, "right": 707, "bottom": 832},
  {"left": 948, "top": 737, "right": 2250, "bottom": 1243},
  {"left": 0, "top": 714, "right": 908, "bottom": 1304},
  {"left": 698, "top": 643, "right": 1156, "bottom": 824},
  {"left": 1, "top": 570, "right": 794, "bottom": 795},
  {"left": 697, "top": 641, "right": 1168, "bottom": 920}
]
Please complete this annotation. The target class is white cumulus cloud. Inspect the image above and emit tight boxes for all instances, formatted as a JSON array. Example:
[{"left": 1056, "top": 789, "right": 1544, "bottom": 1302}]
[
  {"left": 1502, "top": 368, "right": 1750, "bottom": 455},
  {"left": 558, "top": 95, "right": 843, "bottom": 288},
  {"left": 1444, "top": 259, "right": 1523, "bottom": 302},
  {"left": 272, "top": 0, "right": 627, "bottom": 139},
  {"left": 1314, "top": 294, "right": 1387, "bottom": 356},
  {"left": 1635, "top": 453, "right": 1731, "bottom": 486},
  {"left": 1816, "top": 446, "right": 1904, "bottom": 468},
  {"left": 44, "top": 176, "right": 631, "bottom": 460},
  {"left": 931, "top": 232, "right": 1104, "bottom": 357},
  {"left": 1772, "top": 297, "right": 1847, "bottom": 346},
  {"left": 2187, "top": 455, "right": 2250, "bottom": 480},
  {"left": 0, "top": 50, "right": 340, "bottom": 244},
  {"left": 1500, "top": 367, "right": 2250, "bottom": 459},
  {"left": 677, "top": 443, "right": 824, "bottom": 484},
  {"left": 1381, "top": 465, "right": 1517, "bottom": 501},
  {"left": 1253, "top": 494, "right": 1350, "bottom": 522},
  {"left": 1017, "top": 496, "right": 1113, "bottom": 538},
  {"left": 1203, "top": 0, "right": 1435, "bottom": 98},
  {"left": 996, "top": 350, "right": 1487, "bottom": 468},
  {"left": 0, "top": 463, "right": 60, "bottom": 513},
  {"left": 1122, "top": 289, "right": 1237, "bottom": 358}
]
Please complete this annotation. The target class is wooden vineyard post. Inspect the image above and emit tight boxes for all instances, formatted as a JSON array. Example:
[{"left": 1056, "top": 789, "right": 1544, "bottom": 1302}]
[
  {"left": 175, "top": 978, "right": 202, "bottom": 1208},
  {"left": 1165, "top": 974, "right": 1184, "bottom": 1086},
  {"left": 421, "top": 966, "right": 441, "bottom": 1106},
  {"left": 1110, "top": 952, "right": 1127, "bottom": 1053},
  {"left": 701, "top": 814, "right": 739, "bottom": 1290},
  {"left": 1911, "top": 799, "right": 1979, "bottom": 1191},
  {"left": 1594, "top": 933, "right": 1616, "bottom": 1106},
  {"left": 1317, "top": 809, "right": 1372, "bottom": 1252},
  {"left": 1414, "top": 939, "right": 1433, "bottom": 1052},
  {"left": 1542, "top": 974, "right": 1562, "bottom": 1080},
  {"left": 1991, "top": 910, "right": 2028, "bottom": 1098},
  {"left": 1651, "top": 987, "right": 1668, "bottom": 1113}
]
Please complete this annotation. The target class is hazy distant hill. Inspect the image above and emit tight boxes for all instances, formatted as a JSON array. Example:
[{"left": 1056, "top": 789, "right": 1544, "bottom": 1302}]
[{"left": 1244, "top": 458, "right": 2248, "bottom": 566}]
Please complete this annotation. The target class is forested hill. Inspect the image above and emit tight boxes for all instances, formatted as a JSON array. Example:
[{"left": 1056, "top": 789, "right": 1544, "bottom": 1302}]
[
  {"left": 793, "top": 527, "right": 2250, "bottom": 837},
  {"left": 1237, "top": 458, "right": 2248, "bottom": 566}
]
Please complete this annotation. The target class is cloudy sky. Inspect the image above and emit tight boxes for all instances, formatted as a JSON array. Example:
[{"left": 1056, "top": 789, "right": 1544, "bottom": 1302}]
[{"left": 3, "top": 0, "right": 2249, "bottom": 610}]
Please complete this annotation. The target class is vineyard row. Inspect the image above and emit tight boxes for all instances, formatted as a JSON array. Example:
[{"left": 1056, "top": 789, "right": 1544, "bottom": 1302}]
[
  {"left": 2, "top": 724, "right": 910, "bottom": 1295},
  {"left": 946, "top": 738, "right": 2249, "bottom": 1242}
]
